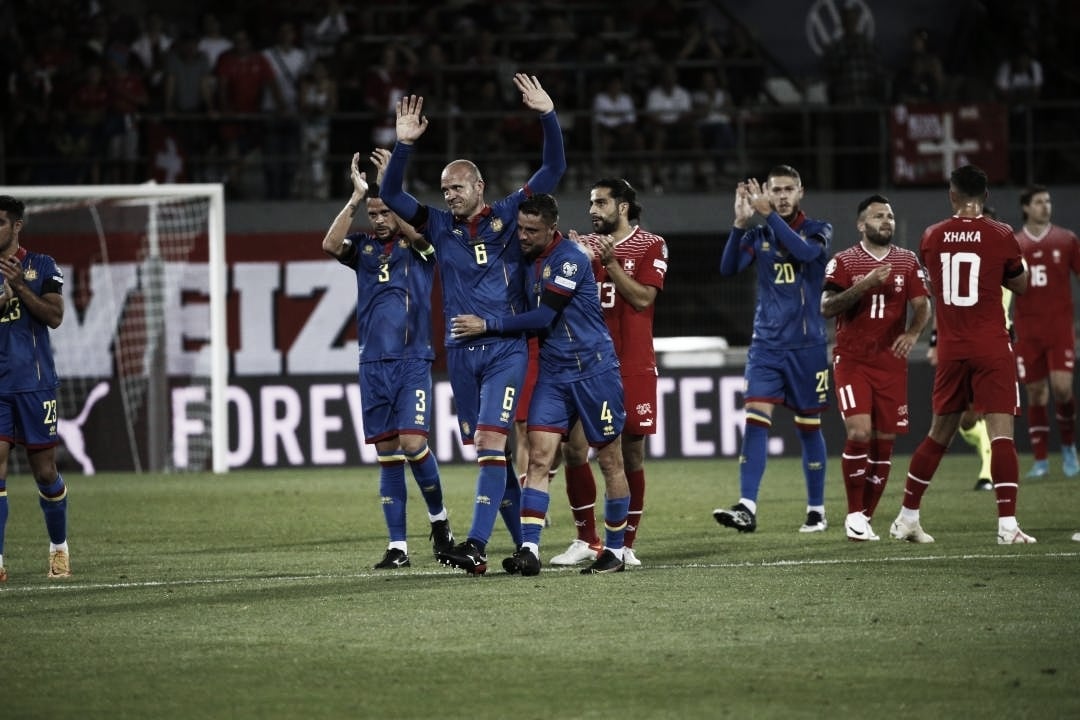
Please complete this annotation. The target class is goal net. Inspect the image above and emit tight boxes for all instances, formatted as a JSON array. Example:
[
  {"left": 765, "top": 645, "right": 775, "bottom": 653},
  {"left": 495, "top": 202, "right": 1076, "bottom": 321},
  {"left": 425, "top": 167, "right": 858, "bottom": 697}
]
[{"left": 3, "top": 184, "right": 227, "bottom": 474}]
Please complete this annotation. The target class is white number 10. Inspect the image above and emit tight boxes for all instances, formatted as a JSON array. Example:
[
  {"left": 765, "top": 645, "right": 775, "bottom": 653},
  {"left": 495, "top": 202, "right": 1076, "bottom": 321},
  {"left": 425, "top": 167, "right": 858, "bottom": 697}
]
[{"left": 940, "top": 252, "right": 980, "bottom": 307}]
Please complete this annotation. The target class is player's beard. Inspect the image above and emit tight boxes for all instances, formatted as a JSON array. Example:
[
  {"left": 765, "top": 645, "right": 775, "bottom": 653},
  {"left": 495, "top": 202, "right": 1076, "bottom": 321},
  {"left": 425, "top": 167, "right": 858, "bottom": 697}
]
[
  {"left": 865, "top": 226, "right": 893, "bottom": 247},
  {"left": 591, "top": 214, "right": 618, "bottom": 235}
]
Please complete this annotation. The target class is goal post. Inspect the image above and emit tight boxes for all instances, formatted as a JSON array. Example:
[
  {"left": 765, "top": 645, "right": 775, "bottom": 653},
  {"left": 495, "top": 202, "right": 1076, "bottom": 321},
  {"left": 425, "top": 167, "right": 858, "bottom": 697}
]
[{"left": 3, "top": 183, "right": 228, "bottom": 474}]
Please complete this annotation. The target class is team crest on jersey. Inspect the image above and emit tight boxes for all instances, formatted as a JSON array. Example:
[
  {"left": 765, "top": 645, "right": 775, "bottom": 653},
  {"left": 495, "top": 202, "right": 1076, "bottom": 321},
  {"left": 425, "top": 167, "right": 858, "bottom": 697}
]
[
  {"left": 363, "top": 243, "right": 376, "bottom": 254},
  {"left": 762, "top": 241, "right": 771, "bottom": 251},
  {"left": 543, "top": 265, "right": 552, "bottom": 278},
  {"left": 894, "top": 274, "right": 904, "bottom": 286},
  {"left": 1053, "top": 249, "right": 1061, "bottom": 262},
  {"left": 490, "top": 218, "right": 503, "bottom": 232},
  {"left": 625, "top": 259, "right": 635, "bottom": 271},
  {"left": 24, "top": 268, "right": 37, "bottom": 281},
  {"left": 561, "top": 261, "right": 578, "bottom": 277},
  {"left": 460, "top": 421, "right": 471, "bottom": 436},
  {"left": 398, "top": 239, "right": 409, "bottom": 248}
]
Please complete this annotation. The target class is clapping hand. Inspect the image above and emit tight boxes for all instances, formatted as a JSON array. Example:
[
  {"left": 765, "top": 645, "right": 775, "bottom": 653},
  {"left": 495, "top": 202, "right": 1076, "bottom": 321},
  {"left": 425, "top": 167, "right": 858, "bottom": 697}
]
[
  {"left": 350, "top": 153, "right": 368, "bottom": 198},
  {"left": 369, "top": 147, "right": 392, "bottom": 185},
  {"left": 513, "top": 73, "right": 554, "bottom": 114}
]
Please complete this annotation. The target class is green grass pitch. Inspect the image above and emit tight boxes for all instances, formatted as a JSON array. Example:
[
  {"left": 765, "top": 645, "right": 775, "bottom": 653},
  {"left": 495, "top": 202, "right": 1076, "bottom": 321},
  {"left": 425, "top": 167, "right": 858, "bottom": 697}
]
[{"left": 2, "top": 453, "right": 1078, "bottom": 719}]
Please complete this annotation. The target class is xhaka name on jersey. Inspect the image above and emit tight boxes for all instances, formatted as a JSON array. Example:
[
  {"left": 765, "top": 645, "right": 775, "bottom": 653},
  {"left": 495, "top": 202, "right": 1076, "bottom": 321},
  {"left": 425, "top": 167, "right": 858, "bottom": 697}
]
[{"left": 942, "top": 231, "right": 981, "bottom": 242}]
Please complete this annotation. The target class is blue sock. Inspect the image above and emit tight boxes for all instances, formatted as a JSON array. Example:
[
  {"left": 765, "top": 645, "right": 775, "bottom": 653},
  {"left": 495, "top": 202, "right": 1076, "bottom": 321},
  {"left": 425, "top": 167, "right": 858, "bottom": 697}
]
[
  {"left": 377, "top": 452, "right": 407, "bottom": 543},
  {"left": 467, "top": 449, "right": 507, "bottom": 547},
  {"left": 0, "top": 478, "right": 8, "bottom": 555},
  {"left": 797, "top": 417, "right": 827, "bottom": 507},
  {"left": 604, "top": 495, "right": 631, "bottom": 550},
  {"left": 37, "top": 474, "right": 67, "bottom": 545},
  {"left": 739, "top": 411, "right": 771, "bottom": 502},
  {"left": 405, "top": 443, "right": 444, "bottom": 516},
  {"left": 520, "top": 487, "right": 549, "bottom": 548},
  {"left": 500, "top": 459, "right": 523, "bottom": 547}
]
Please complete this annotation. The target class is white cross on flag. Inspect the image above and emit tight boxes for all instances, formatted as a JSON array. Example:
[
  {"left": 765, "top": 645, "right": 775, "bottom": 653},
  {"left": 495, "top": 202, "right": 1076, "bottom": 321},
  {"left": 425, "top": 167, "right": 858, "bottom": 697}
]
[{"left": 889, "top": 103, "right": 1007, "bottom": 185}]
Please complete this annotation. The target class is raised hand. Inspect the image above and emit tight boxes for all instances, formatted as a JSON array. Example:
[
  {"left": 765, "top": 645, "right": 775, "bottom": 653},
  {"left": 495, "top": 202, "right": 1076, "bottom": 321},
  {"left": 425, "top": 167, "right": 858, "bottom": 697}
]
[
  {"left": 395, "top": 95, "right": 429, "bottom": 145},
  {"left": 350, "top": 152, "right": 369, "bottom": 198},
  {"left": 733, "top": 182, "right": 754, "bottom": 227},
  {"left": 744, "top": 177, "right": 772, "bottom": 216},
  {"left": 369, "top": 147, "right": 392, "bottom": 185},
  {"left": 513, "top": 73, "right": 554, "bottom": 114}
]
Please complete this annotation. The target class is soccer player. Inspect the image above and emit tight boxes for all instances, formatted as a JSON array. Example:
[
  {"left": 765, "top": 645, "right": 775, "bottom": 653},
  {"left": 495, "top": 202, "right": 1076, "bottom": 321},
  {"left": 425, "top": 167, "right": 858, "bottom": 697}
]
[
  {"left": 379, "top": 75, "right": 566, "bottom": 575},
  {"left": 514, "top": 337, "right": 562, "bottom": 494},
  {"left": 928, "top": 328, "right": 997, "bottom": 491},
  {"left": 322, "top": 151, "right": 452, "bottom": 569},
  {"left": 450, "top": 194, "right": 630, "bottom": 575},
  {"left": 1011, "top": 184, "right": 1080, "bottom": 479},
  {"left": 821, "top": 195, "right": 931, "bottom": 542},
  {"left": 0, "top": 195, "right": 70, "bottom": 581},
  {"left": 713, "top": 166, "right": 832, "bottom": 533},
  {"left": 890, "top": 164, "right": 1035, "bottom": 545},
  {"left": 549, "top": 178, "right": 667, "bottom": 567}
]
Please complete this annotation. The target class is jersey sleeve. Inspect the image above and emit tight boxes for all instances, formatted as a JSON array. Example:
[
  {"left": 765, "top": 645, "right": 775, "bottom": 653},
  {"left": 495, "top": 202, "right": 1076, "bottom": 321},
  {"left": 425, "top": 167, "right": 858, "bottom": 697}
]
[
  {"left": 823, "top": 253, "right": 850, "bottom": 293},
  {"left": 638, "top": 237, "right": 668, "bottom": 291}
]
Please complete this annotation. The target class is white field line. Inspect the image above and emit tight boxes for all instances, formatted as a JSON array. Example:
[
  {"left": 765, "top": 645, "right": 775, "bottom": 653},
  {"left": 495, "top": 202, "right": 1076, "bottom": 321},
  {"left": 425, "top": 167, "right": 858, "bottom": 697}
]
[{"left": 1, "top": 551, "right": 1077, "bottom": 595}]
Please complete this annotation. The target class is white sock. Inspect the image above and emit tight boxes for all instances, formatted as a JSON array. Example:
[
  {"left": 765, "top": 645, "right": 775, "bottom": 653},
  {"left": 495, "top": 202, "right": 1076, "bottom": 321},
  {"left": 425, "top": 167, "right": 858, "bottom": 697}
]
[
  {"left": 428, "top": 509, "right": 447, "bottom": 522},
  {"left": 900, "top": 507, "right": 920, "bottom": 523},
  {"left": 739, "top": 498, "right": 758, "bottom": 514},
  {"left": 998, "top": 516, "right": 1018, "bottom": 533},
  {"left": 388, "top": 540, "right": 407, "bottom": 552},
  {"left": 808, "top": 504, "right": 825, "bottom": 515},
  {"left": 50, "top": 541, "right": 68, "bottom": 553}
]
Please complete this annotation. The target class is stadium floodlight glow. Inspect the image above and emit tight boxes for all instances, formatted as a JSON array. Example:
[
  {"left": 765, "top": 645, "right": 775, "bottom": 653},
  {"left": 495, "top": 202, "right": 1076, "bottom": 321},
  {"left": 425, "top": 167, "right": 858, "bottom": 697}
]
[{"left": 3, "top": 183, "right": 228, "bottom": 474}]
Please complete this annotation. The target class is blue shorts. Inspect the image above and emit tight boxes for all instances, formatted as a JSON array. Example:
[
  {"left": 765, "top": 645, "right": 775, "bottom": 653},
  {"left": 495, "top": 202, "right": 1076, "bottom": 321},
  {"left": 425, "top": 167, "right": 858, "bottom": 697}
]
[
  {"left": 745, "top": 344, "right": 830, "bottom": 414},
  {"left": 446, "top": 339, "right": 527, "bottom": 442},
  {"left": 0, "top": 389, "right": 60, "bottom": 449},
  {"left": 529, "top": 372, "right": 625, "bottom": 446},
  {"left": 359, "top": 359, "right": 433, "bottom": 444}
]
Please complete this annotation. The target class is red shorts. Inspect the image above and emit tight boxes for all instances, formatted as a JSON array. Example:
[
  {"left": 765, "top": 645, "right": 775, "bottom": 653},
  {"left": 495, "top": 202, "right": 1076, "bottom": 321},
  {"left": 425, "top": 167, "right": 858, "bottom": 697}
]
[
  {"left": 933, "top": 352, "right": 1020, "bottom": 416},
  {"left": 622, "top": 372, "right": 658, "bottom": 436},
  {"left": 832, "top": 355, "right": 910, "bottom": 434},
  {"left": 515, "top": 337, "right": 541, "bottom": 423},
  {"left": 1014, "top": 331, "right": 1076, "bottom": 385}
]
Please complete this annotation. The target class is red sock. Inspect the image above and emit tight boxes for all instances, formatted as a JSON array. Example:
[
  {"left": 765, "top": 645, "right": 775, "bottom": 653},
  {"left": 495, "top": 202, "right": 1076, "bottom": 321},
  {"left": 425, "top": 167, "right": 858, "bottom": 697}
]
[
  {"left": 565, "top": 463, "right": 600, "bottom": 545},
  {"left": 842, "top": 439, "right": 870, "bottom": 513},
  {"left": 624, "top": 468, "right": 645, "bottom": 548},
  {"left": 903, "top": 437, "right": 948, "bottom": 510},
  {"left": 864, "top": 437, "right": 894, "bottom": 519},
  {"left": 1057, "top": 398, "right": 1076, "bottom": 447},
  {"left": 1028, "top": 405, "right": 1050, "bottom": 461},
  {"left": 991, "top": 437, "right": 1020, "bottom": 517}
]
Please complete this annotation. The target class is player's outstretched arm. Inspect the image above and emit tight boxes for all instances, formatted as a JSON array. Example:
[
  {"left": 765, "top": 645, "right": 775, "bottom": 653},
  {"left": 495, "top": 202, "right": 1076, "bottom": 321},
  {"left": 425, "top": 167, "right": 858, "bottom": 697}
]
[
  {"left": 520, "top": 75, "right": 566, "bottom": 193},
  {"left": 322, "top": 153, "right": 368, "bottom": 258}
]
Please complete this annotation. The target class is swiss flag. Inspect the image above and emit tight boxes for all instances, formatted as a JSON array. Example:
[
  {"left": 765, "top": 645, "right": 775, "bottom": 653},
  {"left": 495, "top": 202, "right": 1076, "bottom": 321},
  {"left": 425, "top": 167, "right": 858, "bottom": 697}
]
[
  {"left": 144, "top": 121, "right": 188, "bottom": 183},
  {"left": 890, "top": 103, "right": 1007, "bottom": 185}
]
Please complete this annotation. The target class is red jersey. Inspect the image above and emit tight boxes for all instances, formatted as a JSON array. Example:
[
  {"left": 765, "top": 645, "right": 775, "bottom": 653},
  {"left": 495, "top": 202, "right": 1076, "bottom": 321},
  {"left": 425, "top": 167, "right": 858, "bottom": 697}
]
[
  {"left": 920, "top": 214, "right": 1024, "bottom": 361},
  {"left": 1012, "top": 223, "right": 1080, "bottom": 342},
  {"left": 579, "top": 226, "right": 668, "bottom": 375},
  {"left": 825, "top": 242, "right": 929, "bottom": 370}
]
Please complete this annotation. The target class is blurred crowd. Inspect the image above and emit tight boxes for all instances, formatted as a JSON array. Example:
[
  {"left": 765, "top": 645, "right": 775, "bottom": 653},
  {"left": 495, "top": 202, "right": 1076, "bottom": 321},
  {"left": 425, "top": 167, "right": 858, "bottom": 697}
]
[{"left": 1, "top": 0, "right": 1077, "bottom": 198}]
